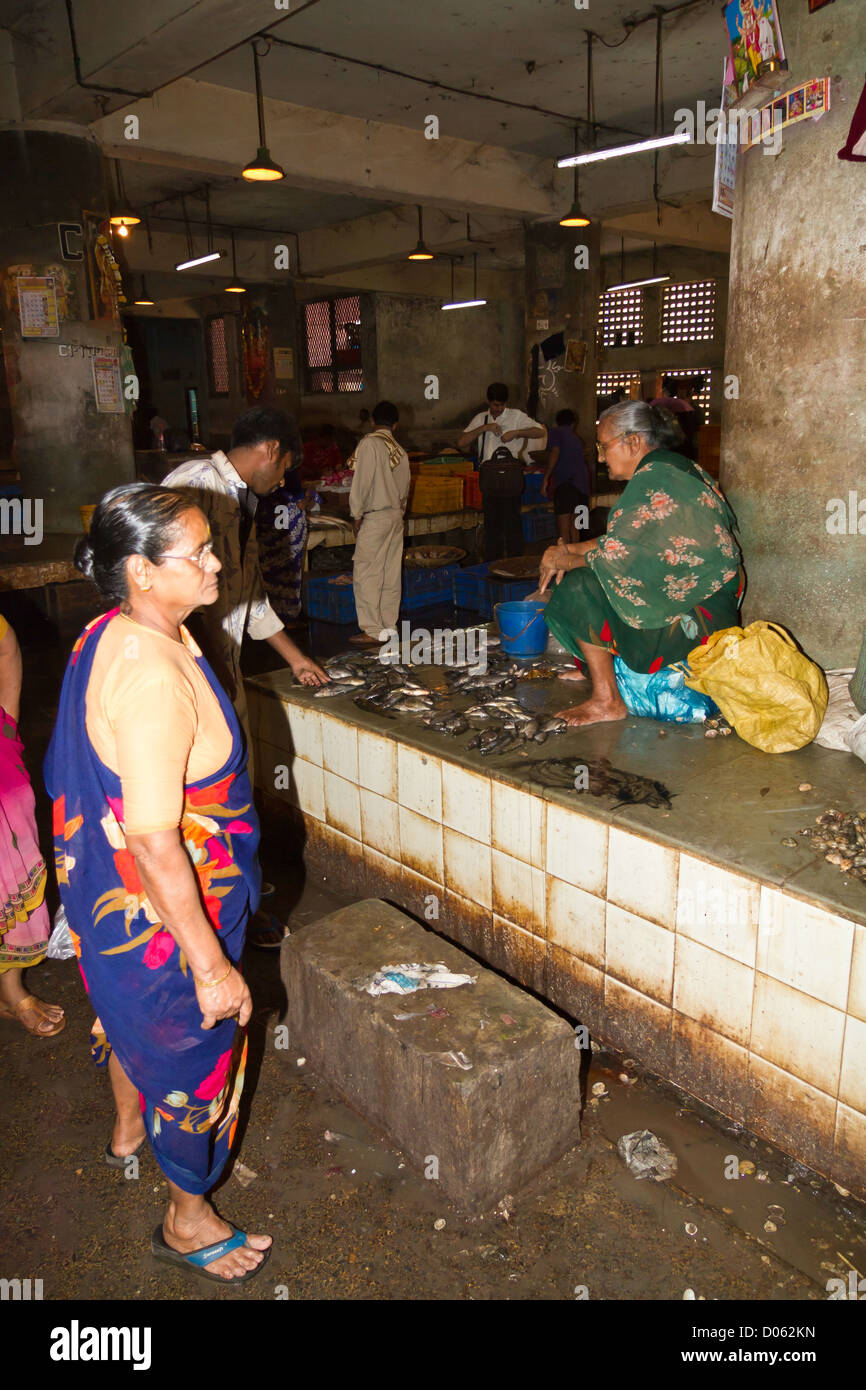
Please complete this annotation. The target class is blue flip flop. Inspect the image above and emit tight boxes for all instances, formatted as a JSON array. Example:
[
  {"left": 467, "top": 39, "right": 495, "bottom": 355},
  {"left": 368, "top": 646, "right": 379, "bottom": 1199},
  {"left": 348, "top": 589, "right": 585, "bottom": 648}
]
[{"left": 150, "top": 1223, "right": 272, "bottom": 1285}]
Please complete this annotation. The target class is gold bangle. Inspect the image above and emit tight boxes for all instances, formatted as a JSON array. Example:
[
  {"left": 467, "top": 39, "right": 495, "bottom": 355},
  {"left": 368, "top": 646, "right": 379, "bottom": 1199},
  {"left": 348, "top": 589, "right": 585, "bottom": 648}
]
[{"left": 193, "top": 960, "right": 232, "bottom": 988}]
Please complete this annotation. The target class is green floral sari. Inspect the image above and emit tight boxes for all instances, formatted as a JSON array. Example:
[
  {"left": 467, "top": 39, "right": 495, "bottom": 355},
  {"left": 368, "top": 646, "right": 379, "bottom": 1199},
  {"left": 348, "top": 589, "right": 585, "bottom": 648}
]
[{"left": 545, "top": 449, "right": 744, "bottom": 674}]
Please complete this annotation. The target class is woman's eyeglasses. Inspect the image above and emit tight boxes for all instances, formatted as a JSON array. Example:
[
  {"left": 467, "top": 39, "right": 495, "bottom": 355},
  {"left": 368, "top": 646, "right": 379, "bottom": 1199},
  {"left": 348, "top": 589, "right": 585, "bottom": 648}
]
[
  {"left": 596, "top": 432, "right": 627, "bottom": 459},
  {"left": 158, "top": 541, "right": 215, "bottom": 569}
]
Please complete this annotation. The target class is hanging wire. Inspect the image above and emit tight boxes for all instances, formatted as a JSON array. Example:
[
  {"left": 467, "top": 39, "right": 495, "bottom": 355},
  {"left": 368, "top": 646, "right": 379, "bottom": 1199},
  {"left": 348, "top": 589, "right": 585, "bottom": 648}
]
[{"left": 653, "top": 11, "right": 664, "bottom": 222}]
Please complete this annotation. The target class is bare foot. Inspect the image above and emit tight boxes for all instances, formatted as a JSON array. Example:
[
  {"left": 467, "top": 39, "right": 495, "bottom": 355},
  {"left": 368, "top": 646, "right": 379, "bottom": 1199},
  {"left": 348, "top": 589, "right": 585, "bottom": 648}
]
[
  {"left": 163, "top": 1201, "right": 272, "bottom": 1281},
  {"left": 557, "top": 667, "right": 588, "bottom": 683},
  {"left": 559, "top": 696, "right": 628, "bottom": 727}
]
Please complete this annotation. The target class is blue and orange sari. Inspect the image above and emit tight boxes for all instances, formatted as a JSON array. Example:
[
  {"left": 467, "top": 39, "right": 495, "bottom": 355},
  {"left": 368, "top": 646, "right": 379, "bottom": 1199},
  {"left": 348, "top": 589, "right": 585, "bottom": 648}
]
[{"left": 44, "top": 611, "right": 261, "bottom": 1194}]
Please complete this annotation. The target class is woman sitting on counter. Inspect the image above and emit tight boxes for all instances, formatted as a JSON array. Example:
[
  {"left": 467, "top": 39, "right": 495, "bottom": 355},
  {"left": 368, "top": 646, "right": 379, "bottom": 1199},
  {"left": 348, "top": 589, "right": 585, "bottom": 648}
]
[{"left": 539, "top": 400, "right": 744, "bottom": 727}]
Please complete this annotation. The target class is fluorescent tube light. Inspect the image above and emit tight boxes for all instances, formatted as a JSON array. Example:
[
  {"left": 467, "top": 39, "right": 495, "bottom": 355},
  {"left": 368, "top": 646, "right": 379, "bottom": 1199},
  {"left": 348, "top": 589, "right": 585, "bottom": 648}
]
[
  {"left": 441, "top": 299, "right": 487, "bottom": 311},
  {"left": 175, "top": 251, "right": 222, "bottom": 271},
  {"left": 606, "top": 275, "right": 670, "bottom": 292},
  {"left": 558, "top": 132, "right": 691, "bottom": 167}
]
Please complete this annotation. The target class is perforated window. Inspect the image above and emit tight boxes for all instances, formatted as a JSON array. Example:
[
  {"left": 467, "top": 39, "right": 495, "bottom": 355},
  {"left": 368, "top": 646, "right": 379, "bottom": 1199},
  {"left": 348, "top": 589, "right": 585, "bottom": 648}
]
[
  {"left": 207, "top": 316, "right": 230, "bottom": 396},
  {"left": 597, "top": 371, "right": 641, "bottom": 399},
  {"left": 598, "top": 288, "right": 643, "bottom": 348},
  {"left": 304, "top": 296, "right": 363, "bottom": 392},
  {"left": 660, "top": 281, "right": 716, "bottom": 343},
  {"left": 659, "top": 369, "right": 712, "bottom": 415}
]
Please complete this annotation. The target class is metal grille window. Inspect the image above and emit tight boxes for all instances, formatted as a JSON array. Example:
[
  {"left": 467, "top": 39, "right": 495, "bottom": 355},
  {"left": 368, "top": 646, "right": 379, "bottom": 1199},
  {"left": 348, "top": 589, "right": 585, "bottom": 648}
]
[
  {"left": 304, "top": 296, "right": 363, "bottom": 392},
  {"left": 207, "top": 315, "right": 230, "bottom": 396},
  {"left": 660, "top": 369, "right": 712, "bottom": 415},
  {"left": 597, "top": 371, "right": 641, "bottom": 399},
  {"left": 660, "top": 280, "right": 716, "bottom": 343},
  {"left": 598, "top": 288, "right": 643, "bottom": 348}
]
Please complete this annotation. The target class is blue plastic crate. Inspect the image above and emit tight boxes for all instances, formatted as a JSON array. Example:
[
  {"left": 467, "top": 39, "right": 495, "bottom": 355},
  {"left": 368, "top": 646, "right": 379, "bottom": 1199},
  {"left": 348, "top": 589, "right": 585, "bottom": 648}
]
[
  {"left": 303, "top": 571, "right": 357, "bottom": 624},
  {"left": 521, "top": 471, "right": 546, "bottom": 501},
  {"left": 521, "top": 507, "right": 557, "bottom": 543},
  {"left": 452, "top": 562, "right": 490, "bottom": 614},
  {"left": 401, "top": 562, "right": 458, "bottom": 611},
  {"left": 487, "top": 576, "right": 537, "bottom": 612}
]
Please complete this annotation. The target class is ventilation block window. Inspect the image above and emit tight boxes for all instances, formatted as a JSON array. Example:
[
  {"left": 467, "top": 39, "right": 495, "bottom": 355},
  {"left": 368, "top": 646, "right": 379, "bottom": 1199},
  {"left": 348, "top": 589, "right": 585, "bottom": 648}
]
[
  {"left": 304, "top": 295, "right": 362, "bottom": 393},
  {"left": 660, "top": 280, "right": 716, "bottom": 343},
  {"left": 598, "top": 288, "right": 643, "bottom": 348},
  {"left": 206, "top": 315, "right": 230, "bottom": 396}
]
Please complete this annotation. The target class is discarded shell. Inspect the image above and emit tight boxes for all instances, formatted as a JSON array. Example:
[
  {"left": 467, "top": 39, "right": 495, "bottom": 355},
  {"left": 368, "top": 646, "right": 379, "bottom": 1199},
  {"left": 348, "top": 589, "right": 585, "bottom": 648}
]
[
  {"left": 834, "top": 1183, "right": 851, "bottom": 1197},
  {"left": 756, "top": 1169, "right": 769, "bottom": 1182},
  {"left": 781, "top": 838, "right": 798, "bottom": 848},
  {"left": 624, "top": 1058, "right": 637, "bottom": 1068},
  {"left": 767, "top": 1204, "right": 786, "bottom": 1219},
  {"left": 719, "top": 725, "right": 732, "bottom": 735},
  {"left": 704, "top": 728, "right": 718, "bottom": 738},
  {"left": 683, "top": 1288, "right": 696, "bottom": 1300},
  {"left": 685, "top": 1222, "right": 698, "bottom": 1237},
  {"left": 619, "top": 1072, "right": 636, "bottom": 1085},
  {"left": 296, "top": 1057, "right": 306, "bottom": 1066},
  {"left": 739, "top": 1159, "right": 756, "bottom": 1176},
  {"left": 591, "top": 1081, "right": 608, "bottom": 1098},
  {"left": 433, "top": 1218, "right": 446, "bottom": 1231},
  {"left": 798, "top": 783, "right": 813, "bottom": 792},
  {"left": 763, "top": 1220, "right": 778, "bottom": 1234}
]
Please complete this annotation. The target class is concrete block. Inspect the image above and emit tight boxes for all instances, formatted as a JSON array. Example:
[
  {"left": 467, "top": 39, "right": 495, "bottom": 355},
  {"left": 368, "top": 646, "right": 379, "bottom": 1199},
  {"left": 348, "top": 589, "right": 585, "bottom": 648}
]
[{"left": 282, "top": 899, "right": 582, "bottom": 1209}]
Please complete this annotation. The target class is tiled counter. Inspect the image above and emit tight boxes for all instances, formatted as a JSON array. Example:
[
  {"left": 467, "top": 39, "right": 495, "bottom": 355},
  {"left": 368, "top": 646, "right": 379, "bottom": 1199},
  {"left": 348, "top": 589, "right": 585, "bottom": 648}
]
[{"left": 247, "top": 671, "right": 866, "bottom": 1198}]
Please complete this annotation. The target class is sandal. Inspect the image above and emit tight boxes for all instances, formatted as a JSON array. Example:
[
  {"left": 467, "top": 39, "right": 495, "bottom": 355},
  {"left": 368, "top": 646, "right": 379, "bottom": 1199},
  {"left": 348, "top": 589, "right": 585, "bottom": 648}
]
[
  {"left": 0, "top": 994, "right": 66, "bottom": 1038},
  {"left": 150, "top": 1223, "right": 272, "bottom": 1285},
  {"left": 105, "top": 1136, "right": 146, "bottom": 1168},
  {"left": 247, "top": 912, "right": 287, "bottom": 952}
]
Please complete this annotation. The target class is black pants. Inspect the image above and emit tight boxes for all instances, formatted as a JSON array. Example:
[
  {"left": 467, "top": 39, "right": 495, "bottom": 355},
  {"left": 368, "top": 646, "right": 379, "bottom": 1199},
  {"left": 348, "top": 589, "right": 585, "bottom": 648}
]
[{"left": 482, "top": 495, "right": 524, "bottom": 561}]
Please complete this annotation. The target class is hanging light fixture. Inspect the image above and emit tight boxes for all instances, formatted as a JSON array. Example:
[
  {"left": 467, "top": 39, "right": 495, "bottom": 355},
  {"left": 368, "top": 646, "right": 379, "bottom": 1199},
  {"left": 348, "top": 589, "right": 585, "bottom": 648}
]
[
  {"left": 560, "top": 36, "right": 593, "bottom": 227},
  {"left": 109, "top": 159, "right": 140, "bottom": 231},
  {"left": 225, "top": 232, "right": 246, "bottom": 293},
  {"left": 408, "top": 205, "right": 434, "bottom": 260},
  {"left": 606, "top": 236, "right": 669, "bottom": 294},
  {"left": 441, "top": 253, "right": 486, "bottom": 310},
  {"left": 558, "top": 17, "right": 690, "bottom": 168},
  {"left": 242, "top": 41, "right": 285, "bottom": 182},
  {"left": 133, "top": 275, "right": 155, "bottom": 306},
  {"left": 175, "top": 190, "right": 222, "bottom": 271}
]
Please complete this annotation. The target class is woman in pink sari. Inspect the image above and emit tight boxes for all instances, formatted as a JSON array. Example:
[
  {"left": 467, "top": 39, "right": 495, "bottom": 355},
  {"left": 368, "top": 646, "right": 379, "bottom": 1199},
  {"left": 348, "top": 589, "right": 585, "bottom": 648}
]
[{"left": 0, "top": 614, "right": 65, "bottom": 1036}]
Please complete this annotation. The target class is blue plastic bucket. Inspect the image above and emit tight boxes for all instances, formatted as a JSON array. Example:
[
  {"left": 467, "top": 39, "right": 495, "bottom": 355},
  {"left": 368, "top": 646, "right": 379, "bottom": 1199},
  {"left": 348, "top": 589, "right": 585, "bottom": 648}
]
[{"left": 494, "top": 600, "right": 548, "bottom": 657}]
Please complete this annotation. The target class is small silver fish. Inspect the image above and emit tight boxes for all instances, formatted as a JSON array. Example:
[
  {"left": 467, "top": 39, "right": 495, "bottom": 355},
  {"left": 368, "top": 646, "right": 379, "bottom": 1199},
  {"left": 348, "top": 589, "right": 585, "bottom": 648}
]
[{"left": 314, "top": 682, "right": 360, "bottom": 698}]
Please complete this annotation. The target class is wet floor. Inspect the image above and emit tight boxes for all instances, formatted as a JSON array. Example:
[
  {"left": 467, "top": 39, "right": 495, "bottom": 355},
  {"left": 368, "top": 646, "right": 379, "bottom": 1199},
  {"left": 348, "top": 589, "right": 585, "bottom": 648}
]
[{"left": 1, "top": 585, "right": 864, "bottom": 1302}]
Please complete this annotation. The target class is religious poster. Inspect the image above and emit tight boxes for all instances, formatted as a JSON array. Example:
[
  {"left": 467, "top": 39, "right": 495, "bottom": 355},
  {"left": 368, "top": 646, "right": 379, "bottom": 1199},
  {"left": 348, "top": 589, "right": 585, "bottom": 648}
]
[
  {"left": 712, "top": 59, "right": 738, "bottom": 218},
  {"left": 91, "top": 352, "right": 124, "bottom": 413},
  {"left": 740, "top": 78, "right": 831, "bottom": 150},
  {"left": 723, "top": 0, "right": 786, "bottom": 102},
  {"left": 564, "top": 339, "right": 588, "bottom": 373},
  {"left": 17, "top": 276, "right": 60, "bottom": 338}
]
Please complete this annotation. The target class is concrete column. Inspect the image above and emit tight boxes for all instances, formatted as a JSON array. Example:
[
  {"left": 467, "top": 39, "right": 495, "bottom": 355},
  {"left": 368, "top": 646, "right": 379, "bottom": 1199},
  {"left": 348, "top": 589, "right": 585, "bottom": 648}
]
[
  {"left": 0, "top": 127, "right": 135, "bottom": 532},
  {"left": 720, "top": 0, "right": 865, "bottom": 667},
  {"left": 523, "top": 221, "right": 601, "bottom": 449}
]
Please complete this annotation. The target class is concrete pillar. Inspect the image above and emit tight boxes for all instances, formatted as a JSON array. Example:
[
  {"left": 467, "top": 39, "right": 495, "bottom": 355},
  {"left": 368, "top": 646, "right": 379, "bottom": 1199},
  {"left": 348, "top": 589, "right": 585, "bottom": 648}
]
[
  {"left": 720, "top": 0, "right": 865, "bottom": 667},
  {"left": 0, "top": 128, "right": 135, "bottom": 532},
  {"left": 523, "top": 221, "right": 601, "bottom": 450}
]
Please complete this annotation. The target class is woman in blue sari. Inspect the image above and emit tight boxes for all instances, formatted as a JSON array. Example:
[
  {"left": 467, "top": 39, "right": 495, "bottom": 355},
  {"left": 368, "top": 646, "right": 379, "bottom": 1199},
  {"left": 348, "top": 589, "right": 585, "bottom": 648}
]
[{"left": 45, "top": 484, "right": 272, "bottom": 1284}]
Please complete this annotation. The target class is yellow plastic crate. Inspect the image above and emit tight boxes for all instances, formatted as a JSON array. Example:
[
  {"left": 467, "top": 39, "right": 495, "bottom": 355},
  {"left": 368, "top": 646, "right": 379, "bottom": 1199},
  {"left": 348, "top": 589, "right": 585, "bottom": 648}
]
[{"left": 409, "top": 476, "right": 465, "bottom": 514}]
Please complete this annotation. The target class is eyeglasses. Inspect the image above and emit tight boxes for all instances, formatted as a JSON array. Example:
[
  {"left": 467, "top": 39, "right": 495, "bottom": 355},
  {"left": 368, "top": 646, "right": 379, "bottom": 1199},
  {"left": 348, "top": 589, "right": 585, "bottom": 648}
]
[
  {"left": 596, "top": 431, "right": 628, "bottom": 458},
  {"left": 157, "top": 541, "right": 215, "bottom": 569}
]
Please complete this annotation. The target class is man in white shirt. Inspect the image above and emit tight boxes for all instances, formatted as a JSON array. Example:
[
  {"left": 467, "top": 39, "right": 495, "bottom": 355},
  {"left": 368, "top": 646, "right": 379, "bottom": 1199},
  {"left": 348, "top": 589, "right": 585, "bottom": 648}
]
[
  {"left": 164, "top": 407, "right": 328, "bottom": 739},
  {"left": 458, "top": 382, "right": 545, "bottom": 560},
  {"left": 348, "top": 400, "right": 411, "bottom": 646}
]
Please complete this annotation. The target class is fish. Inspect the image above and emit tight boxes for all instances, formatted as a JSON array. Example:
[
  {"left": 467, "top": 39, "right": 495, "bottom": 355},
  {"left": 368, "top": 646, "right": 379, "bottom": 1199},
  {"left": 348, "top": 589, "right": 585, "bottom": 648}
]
[
  {"left": 322, "top": 664, "right": 357, "bottom": 680},
  {"left": 390, "top": 697, "right": 435, "bottom": 714},
  {"left": 353, "top": 695, "right": 396, "bottom": 718},
  {"left": 314, "top": 681, "right": 363, "bottom": 698},
  {"left": 518, "top": 756, "right": 674, "bottom": 809}
]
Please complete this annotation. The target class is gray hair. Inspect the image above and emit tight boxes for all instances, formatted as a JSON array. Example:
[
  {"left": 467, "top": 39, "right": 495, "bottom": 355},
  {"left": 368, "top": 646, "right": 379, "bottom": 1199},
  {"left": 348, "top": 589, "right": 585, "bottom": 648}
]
[{"left": 599, "top": 399, "right": 684, "bottom": 451}]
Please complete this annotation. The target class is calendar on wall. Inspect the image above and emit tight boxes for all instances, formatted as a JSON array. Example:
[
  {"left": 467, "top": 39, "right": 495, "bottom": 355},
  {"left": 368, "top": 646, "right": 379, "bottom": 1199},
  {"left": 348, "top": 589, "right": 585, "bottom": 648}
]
[{"left": 18, "top": 276, "right": 60, "bottom": 338}]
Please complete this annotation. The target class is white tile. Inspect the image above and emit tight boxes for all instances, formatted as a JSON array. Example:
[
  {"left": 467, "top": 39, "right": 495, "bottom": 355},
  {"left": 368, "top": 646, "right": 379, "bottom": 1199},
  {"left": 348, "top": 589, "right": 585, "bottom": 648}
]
[
  {"left": 491, "top": 781, "right": 545, "bottom": 867},
  {"left": 491, "top": 850, "right": 546, "bottom": 936},
  {"left": 399, "top": 807, "right": 443, "bottom": 884},
  {"left": 251, "top": 738, "right": 282, "bottom": 794},
  {"left": 606, "top": 903, "right": 675, "bottom": 1005},
  {"left": 839, "top": 1015, "right": 866, "bottom": 1115},
  {"left": 398, "top": 745, "right": 442, "bottom": 821},
  {"left": 847, "top": 925, "right": 866, "bottom": 1024},
  {"left": 545, "top": 803, "right": 608, "bottom": 897},
  {"left": 676, "top": 853, "right": 759, "bottom": 966},
  {"left": 608, "top": 827, "right": 678, "bottom": 929},
  {"left": 291, "top": 759, "right": 324, "bottom": 821},
  {"left": 757, "top": 888, "right": 854, "bottom": 1010},
  {"left": 441, "top": 761, "right": 491, "bottom": 843},
  {"left": 444, "top": 828, "right": 492, "bottom": 909},
  {"left": 357, "top": 729, "right": 397, "bottom": 800},
  {"left": 321, "top": 716, "right": 358, "bottom": 782},
  {"left": 546, "top": 876, "right": 605, "bottom": 967},
  {"left": 360, "top": 788, "right": 400, "bottom": 859},
  {"left": 285, "top": 702, "right": 323, "bottom": 766},
  {"left": 673, "top": 935, "right": 754, "bottom": 1048},
  {"left": 323, "top": 770, "right": 361, "bottom": 841},
  {"left": 751, "top": 973, "right": 845, "bottom": 1098}
]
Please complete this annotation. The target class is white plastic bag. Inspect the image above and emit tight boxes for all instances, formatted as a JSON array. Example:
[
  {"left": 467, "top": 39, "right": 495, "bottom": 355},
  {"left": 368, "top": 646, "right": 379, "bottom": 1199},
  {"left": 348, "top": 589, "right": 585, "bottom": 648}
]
[
  {"left": 844, "top": 712, "right": 866, "bottom": 765},
  {"left": 46, "top": 903, "right": 76, "bottom": 961},
  {"left": 814, "top": 669, "right": 859, "bottom": 751}
]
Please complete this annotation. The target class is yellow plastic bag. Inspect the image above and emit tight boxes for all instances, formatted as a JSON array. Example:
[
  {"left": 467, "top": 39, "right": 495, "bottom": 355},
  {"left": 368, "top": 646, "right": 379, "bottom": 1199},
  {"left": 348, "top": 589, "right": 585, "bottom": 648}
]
[{"left": 684, "top": 622, "right": 828, "bottom": 753}]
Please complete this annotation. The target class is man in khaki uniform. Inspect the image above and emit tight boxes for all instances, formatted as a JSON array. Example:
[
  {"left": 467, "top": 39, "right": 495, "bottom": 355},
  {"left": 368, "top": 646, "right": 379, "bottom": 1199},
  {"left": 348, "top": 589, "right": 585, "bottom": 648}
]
[{"left": 348, "top": 400, "right": 410, "bottom": 646}]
